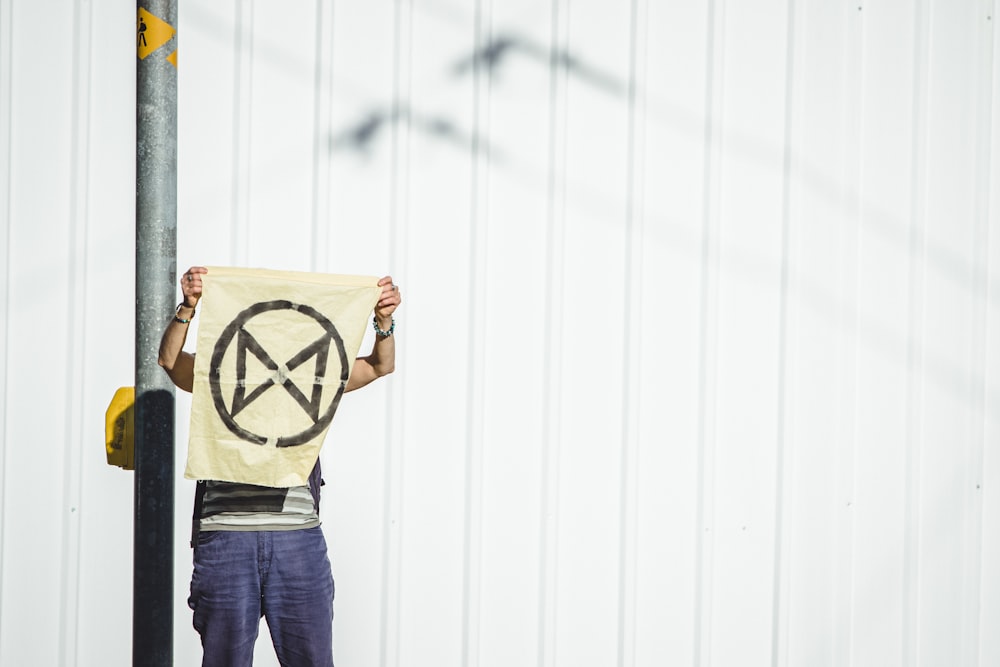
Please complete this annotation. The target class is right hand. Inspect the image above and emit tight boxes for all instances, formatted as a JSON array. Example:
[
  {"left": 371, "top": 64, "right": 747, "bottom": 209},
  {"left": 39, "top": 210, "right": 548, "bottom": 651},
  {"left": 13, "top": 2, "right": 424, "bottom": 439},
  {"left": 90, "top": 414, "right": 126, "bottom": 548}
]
[{"left": 180, "top": 266, "right": 208, "bottom": 308}]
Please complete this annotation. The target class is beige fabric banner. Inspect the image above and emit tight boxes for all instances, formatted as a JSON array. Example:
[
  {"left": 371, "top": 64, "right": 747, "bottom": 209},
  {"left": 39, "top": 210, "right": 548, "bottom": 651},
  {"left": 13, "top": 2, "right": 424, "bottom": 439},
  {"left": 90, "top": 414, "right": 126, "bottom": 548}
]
[{"left": 185, "top": 267, "right": 382, "bottom": 487}]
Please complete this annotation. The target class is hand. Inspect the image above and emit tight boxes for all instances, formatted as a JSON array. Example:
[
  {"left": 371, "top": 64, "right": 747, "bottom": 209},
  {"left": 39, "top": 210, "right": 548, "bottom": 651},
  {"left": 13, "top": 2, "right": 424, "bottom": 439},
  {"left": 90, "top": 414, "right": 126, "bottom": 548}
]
[
  {"left": 180, "top": 266, "right": 208, "bottom": 308},
  {"left": 374, "top": 275, "right": 401, "bottom": 329}
]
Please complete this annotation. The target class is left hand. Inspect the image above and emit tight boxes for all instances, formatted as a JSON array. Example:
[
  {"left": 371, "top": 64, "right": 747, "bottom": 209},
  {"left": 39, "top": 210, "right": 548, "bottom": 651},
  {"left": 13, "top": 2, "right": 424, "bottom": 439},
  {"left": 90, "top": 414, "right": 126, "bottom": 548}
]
[{"left": 375, "top": 276, "right": 401, "bottom": 329}]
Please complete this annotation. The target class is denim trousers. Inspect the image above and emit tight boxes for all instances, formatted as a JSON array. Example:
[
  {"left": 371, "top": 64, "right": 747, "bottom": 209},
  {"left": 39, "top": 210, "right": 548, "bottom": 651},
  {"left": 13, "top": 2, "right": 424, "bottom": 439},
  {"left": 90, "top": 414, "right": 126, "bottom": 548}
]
[{"left": 188, "top": 526, "right": 335, "bottom": 667}]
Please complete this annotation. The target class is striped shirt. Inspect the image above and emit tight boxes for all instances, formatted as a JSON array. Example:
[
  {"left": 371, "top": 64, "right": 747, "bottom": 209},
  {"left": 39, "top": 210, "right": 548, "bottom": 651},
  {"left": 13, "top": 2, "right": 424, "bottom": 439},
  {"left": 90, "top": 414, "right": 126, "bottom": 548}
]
[{"left": 198, "top": 481, "right": 320, "bottom": 531}]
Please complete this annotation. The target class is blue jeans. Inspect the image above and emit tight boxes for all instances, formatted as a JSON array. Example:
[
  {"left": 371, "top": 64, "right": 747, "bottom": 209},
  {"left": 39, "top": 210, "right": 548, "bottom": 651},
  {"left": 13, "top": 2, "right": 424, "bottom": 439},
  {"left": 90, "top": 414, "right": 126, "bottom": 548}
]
[{"left": 189, "top": 527, "right": 335, "bottom": 667}]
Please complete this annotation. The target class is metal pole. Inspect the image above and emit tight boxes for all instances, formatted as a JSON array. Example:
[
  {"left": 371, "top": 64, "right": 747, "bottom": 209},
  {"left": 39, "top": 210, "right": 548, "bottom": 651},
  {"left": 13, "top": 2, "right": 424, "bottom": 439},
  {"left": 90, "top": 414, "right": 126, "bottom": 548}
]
[{"left": 135, "top": 1, "right": 177, "bottom": 664}]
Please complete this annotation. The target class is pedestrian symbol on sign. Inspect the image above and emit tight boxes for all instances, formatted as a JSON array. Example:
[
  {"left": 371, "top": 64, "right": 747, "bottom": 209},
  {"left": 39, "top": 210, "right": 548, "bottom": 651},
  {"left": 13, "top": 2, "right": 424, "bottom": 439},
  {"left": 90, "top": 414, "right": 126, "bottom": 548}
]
[{"left": 136, "top": 7, "right": 176, "bottom": 61}]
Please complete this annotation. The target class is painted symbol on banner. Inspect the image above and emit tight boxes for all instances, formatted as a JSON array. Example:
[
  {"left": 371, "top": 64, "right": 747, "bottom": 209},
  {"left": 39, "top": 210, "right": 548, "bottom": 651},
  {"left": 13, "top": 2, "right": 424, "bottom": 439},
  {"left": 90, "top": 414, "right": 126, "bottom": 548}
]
[
  {"left": 209, "top": 301, "right": 350, "bottom": 447},
  {"left": 137, "top": 7, "right": 176, "bottom": 60}
]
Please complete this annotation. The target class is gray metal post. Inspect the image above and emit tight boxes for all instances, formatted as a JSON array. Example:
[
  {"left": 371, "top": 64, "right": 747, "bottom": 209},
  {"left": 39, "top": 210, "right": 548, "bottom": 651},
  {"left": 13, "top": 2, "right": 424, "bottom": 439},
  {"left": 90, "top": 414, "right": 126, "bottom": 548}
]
[{"left": 135, "top": 1, "right": 177, "bottom": 664}]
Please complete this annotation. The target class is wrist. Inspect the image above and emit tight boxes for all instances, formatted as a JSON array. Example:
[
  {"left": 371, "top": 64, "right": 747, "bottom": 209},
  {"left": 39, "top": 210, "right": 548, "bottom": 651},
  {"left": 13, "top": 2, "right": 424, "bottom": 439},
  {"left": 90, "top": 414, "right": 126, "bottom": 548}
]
[
  {"left": 373, "top": 315, "right": 395, "bottom": 337},
  {"left": 174, "top": 302, "right": 196, "bottom": 324}
]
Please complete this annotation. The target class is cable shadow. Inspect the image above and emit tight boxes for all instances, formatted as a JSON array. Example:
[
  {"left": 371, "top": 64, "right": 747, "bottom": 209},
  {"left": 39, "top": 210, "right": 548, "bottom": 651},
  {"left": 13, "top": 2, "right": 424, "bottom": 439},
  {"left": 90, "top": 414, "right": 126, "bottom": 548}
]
[{"left": 327, "top": 104, "right": 503, "bottom": 162}]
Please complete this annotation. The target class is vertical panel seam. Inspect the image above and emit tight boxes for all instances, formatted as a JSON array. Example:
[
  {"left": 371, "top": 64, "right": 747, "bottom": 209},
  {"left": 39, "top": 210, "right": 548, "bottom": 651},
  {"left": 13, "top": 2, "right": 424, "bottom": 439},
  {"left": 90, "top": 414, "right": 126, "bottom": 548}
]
[
  {"left": 60, "top": 2, "right": 93, "bottom": 663},
  {"left": 309, "top": 0, "right": 336, "bottom": 272},
  {"left": 539, "top": 1, "right": 569, "bottom": 665},
  {"left": 771, "top": 1, "right": 799, "bottom": 665},
  {"left": 694, "top": 1, "right": 724, "bottom": 665},
  {"left": 970, "top": 3, "right": 996, "bottom": 665},
  {"left": 0, "top": 0, "right": 13, "bottom": 653},
  {"left": 381, "top": 2, "right": 412, "bottom": 666},
  {"left": 462, "top": 0, "right": 491, "bottom": 664},
  {"left": 618, "top": 0, "right": 646, "bottom": 665},
  {"left": 838, "top": 4, "right": 866, "bottom": 663},
  {"left": 903, "top": 2, "right": 931, "bottom": 664},
  {"left": 230, "top": 0, "right": 254, "bottom": 265}
]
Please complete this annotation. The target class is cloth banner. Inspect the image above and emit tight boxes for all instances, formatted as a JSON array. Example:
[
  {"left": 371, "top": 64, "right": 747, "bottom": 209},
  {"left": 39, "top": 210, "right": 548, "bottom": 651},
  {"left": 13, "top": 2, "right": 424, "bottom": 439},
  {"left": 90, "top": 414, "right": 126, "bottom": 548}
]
[{"left": 185, "top": 267, "right": 382, "bottom": 487}]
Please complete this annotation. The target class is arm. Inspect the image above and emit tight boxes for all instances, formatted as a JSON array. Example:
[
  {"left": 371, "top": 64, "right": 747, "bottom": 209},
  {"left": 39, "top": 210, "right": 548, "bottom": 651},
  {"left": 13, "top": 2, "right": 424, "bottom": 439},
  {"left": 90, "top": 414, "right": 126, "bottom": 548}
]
[
  {"left": 158, "top": 266, "right": 208, "bottom": 393},
  {"left": 346, "top": 275, "right": 401, "bottom": 393}
]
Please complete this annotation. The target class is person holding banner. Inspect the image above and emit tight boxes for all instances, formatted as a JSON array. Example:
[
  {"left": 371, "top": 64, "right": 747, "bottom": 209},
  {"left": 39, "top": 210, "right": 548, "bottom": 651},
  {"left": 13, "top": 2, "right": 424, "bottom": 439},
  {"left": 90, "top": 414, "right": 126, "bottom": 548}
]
[{"left": 158, "top": 265, "right": 401, "bottom": 667}]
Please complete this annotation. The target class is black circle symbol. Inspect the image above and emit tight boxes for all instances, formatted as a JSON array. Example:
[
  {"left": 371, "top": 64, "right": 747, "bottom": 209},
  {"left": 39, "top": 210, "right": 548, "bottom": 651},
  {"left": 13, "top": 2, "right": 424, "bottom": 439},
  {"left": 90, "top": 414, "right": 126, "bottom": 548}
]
[{"left": 209, "top": 300, "right": 349, "bottom": 447}]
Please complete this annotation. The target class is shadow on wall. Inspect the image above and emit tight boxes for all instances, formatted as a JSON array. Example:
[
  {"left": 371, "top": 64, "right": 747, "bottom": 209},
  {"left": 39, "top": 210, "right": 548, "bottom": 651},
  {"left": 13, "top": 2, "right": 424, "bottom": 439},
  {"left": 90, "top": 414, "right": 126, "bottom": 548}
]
[
  {"left": 328, "top": 105, "right": 497, "bottom": 158},
  {"left": 181, "top": 3, "right": 993, "bottom": 326},
  {"left": 450, "top": 32, "right": 625, "bottom": 95},
  {"left": 184, "top": 2, "right": 994, "bottom": 410},
  {"left": 328, "top": 32, "right": 626, "bottom": 157}
]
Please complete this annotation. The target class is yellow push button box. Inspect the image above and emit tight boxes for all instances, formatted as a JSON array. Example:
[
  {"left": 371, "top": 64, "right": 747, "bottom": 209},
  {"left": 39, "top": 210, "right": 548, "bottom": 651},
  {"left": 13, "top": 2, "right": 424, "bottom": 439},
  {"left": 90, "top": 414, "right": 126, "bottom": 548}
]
[{"left": 105, "top": 386, "right": 135, "bottom": 470}]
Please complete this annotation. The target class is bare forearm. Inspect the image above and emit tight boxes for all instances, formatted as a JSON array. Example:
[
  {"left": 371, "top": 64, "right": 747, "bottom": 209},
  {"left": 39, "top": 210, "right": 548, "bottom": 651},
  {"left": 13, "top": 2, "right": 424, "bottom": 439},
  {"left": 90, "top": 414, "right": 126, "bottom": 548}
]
[
  {"left": 345, "top": 280, "right": 400, "bottom": 392},
  {"left": 367, "top": 319, "right": 396, "bottom": 376},
  {"left": 346, "top": 330, "right": 395, "bottom": 392},
  {"left": 158, "top": 267, "right": 207, "bottom": 392},
  {"left": 157, "top": 304, "right": 194, "bottom": 370}
]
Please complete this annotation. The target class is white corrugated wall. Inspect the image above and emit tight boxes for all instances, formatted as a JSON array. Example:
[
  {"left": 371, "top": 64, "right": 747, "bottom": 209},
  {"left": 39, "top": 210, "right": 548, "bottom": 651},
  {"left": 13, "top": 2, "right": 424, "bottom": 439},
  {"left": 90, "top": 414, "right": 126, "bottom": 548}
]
[{"left": 1, "top": 1, "right": 998, "bottom": 665}]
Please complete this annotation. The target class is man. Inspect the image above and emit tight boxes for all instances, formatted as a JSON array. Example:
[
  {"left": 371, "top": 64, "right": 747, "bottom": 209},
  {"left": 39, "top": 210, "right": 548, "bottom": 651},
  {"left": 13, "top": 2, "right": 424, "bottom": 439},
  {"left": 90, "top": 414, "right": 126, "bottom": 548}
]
[{"left": 157, "top": 265, "right": 401, "bottom": 666}]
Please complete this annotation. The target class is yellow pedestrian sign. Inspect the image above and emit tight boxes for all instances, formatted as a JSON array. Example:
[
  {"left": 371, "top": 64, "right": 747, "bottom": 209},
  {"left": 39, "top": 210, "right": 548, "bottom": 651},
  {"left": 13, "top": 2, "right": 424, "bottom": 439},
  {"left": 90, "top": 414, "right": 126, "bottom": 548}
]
[{"left": 137, "top": 7, "right": 176, "bottom": 60}]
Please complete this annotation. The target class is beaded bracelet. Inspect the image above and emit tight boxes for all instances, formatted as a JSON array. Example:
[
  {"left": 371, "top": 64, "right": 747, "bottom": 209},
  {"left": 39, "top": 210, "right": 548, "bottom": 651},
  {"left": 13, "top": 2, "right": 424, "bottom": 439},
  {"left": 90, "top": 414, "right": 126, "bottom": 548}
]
[
  {"left": 373, "top": 315, "right": 395, "bottom": 337},
  {"left": 174, "top": 302, "right": 196, "bottom": 324}
]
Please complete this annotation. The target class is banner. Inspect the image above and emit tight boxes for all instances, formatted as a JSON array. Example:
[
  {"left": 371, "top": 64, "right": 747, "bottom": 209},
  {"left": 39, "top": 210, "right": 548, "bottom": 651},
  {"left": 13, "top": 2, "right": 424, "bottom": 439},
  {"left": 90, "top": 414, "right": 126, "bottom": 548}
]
[{"left": 185, "top": 267, "right": 382, "bottom": 487}]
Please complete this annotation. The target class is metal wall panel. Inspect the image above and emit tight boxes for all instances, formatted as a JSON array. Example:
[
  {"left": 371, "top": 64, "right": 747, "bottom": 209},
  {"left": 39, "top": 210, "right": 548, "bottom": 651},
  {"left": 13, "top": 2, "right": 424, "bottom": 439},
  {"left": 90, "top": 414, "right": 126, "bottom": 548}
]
[
  {"left": 0, "top": 1, "right": 997, "bottom": 666},
  {"left": 2, "top": 0, "right": 90, "bottom": 665},
  {"left": 780, "top": 2, "right": 856, "bottom": 664}
]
